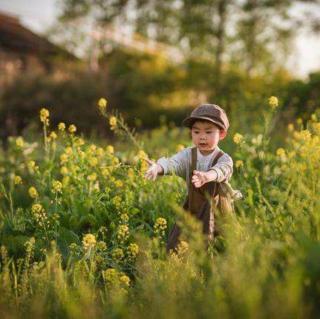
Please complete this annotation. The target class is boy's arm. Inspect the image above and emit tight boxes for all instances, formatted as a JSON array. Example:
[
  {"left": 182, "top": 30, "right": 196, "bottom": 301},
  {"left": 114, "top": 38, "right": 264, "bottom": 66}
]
[
  {"left": 192, "top": 153, "right": 233, "bottom": 187},
  {"left": 208, "top": 153, "right": 233, "bottom": 182},
  {"left": 156, "top": 148, "right": 189, "bottom": 179}
]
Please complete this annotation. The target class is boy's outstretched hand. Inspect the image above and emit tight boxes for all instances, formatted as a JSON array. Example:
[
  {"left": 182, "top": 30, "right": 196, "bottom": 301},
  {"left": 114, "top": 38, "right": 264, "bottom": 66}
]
[
  {"left": 144, "top": 158, "right": 163, "bottom": 181},
  {"left": 192, "top": 170, "right": 209, "bottom": 188}
]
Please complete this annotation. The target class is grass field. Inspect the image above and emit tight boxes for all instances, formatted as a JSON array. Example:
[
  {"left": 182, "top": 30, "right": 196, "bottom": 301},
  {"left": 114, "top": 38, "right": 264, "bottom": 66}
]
[{"left": 0, "top": 98, "right": 319, "bottom": 318}]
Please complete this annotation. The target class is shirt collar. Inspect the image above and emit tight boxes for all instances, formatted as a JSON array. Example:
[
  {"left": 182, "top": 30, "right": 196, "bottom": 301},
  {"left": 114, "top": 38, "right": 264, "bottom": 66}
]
[{"left": 197, "top": 146, "right": 220, "bottom": 159}]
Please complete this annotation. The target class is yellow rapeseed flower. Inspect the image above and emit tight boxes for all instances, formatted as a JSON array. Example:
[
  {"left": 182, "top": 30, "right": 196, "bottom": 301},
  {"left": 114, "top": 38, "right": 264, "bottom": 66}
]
[
  {"left": 119, "top": 275, "right": 130, "bottom": 287},
  {"left": 101, "top": 168, "right": 110, "bottom": 177},
  {"left": 276, "top": 148, "right": 286, "bottom": 158},
  {"left": 109, "top": 116, "right": 117, "bottom": 130},
  {"left": 127, "top": 243, "right": 139, "bottom": 260},
  {"left": 68, "top": 124, "right": 77, "bottom": 134},
  {"left": 117, "top": 225, "right": 129, "bottom": 242},
  {"left": 89, "top": 157, "right": 98, "bottom": 167},
  {"left": 65, "top": 147, "right": 73, "bottom": 155},
  {"left": 58, "top": 122, "right": 66, "bottom": 131},
  {"left": 233, "top": 133, "right": 243, "bottom": 145},
  {"left": 14, "top": 175, "right": 22, "bottom": 185},
  {"left": 106, "top": 145, "right": 114, "bottom": 154},
  {"left": 98, "top": 98, "right": 108, "bottom": 112},
  {"left": 287, "top": 123, "right": 294, "bottom": 132},
  {"left": 16, "top": 137, "right": 24, "bottom": 148},
  {"left": 115, "top": 180, "right": 123, "bottom": 188},
  {"left": 176, "top": 144, "right": 185, "bottom": 152},
  {"left": 112, "top": 248, "right": 124, "bottom": 260},
  {"left": 103, "top": 268, "right": 118, "bottom": 284},
  {"left": 31, "top": 203, "right": 43, "bottom": 214},
  {"left": 40, "top": 108, "right": 50, "bottom": 124},
  {"left": 96, "top": 147, "right": 104, "bottom": 157},
  {"left": 28, "top": 186, "right": 38, "bottom": 199},
  {"left": 138, "top": 150, "right": 147, "bottom": 160},
  {"left": 52, "top": 180, "right": 63, "bottom": 193},
  {"left": 82, "top": 234, "right": 96, "bottom": 250},
  {"left": 87, "top": 173, "right": 97, "bottom": 182},
  {"left": 60, "top": 154, "right": 68, "bottom": 164},
  {"left": 154, "top": 217, "right": 167, "bottom": 236},
  {"left": 235, "top": 160, "right": 244, "bottom": 168},
  {"left": 60, "top": 166, "right": 68, "bottom": 175},
  {"left": 268, "top": 96, "right": 279, "bottom": 110},
  {"left": 49, "top": 131, "right": 57, "bottom": 140},
  {"left": 120, "top": 213, "right": 129, "bottom": 223}
]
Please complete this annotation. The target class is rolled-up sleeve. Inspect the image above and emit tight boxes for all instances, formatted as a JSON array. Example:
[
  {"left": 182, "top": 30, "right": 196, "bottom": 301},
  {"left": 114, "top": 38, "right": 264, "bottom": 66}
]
[
  {"left": 209, "top": 153, "right": 233, "bottom": 182},
  {"left": 156, "top": 148, "right": 189, "bottom": 179}
]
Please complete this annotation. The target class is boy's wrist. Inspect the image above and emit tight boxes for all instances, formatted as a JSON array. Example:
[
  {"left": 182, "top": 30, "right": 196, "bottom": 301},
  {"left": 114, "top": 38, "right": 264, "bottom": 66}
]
[{"left": 205, "top": 169, "right": 218, "bottom": 182}]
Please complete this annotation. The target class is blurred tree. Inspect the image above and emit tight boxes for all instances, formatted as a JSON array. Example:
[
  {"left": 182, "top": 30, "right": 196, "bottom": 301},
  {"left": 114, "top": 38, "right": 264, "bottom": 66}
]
[{"left": 57, "top": 0, "right": 320, "bottom": 79}]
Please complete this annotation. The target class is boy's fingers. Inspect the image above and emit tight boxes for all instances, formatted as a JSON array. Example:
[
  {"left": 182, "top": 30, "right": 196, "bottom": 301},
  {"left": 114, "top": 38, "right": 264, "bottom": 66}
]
[
  {"left": 143, "top": 158, "right": 155, "bottom": 165},
  {"left": 193, "top": 170, "right": 203, "bottom": 177}
]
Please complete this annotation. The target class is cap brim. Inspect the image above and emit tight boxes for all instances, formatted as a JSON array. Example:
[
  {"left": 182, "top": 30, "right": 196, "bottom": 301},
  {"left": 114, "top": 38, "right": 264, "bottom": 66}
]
[{"left": 182, "top": 116, "right": 225, "bottom": 130}]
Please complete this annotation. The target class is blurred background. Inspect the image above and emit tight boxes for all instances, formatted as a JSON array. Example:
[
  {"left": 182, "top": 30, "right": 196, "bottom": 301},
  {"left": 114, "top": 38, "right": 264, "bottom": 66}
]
[{"left": 0, "top": 0, "right": 319, "bottom": 143}]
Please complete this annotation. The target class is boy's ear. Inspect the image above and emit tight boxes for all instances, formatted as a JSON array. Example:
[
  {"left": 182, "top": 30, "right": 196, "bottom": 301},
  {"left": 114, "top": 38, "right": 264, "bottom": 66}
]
[{"left": 219, "top": 130, "right": 227, "bottom": 140}]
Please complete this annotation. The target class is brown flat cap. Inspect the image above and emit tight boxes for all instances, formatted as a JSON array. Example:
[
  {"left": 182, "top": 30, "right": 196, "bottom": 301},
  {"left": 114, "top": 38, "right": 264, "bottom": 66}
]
[{"left": 182, "top": 104, "right": 229, "bottom": 131}]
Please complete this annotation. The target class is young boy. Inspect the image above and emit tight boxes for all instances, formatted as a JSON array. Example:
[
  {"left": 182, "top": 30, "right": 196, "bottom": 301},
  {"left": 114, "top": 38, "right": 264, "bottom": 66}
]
[{"left": 145, "top": 104, "right": 235, "bottom": 252}]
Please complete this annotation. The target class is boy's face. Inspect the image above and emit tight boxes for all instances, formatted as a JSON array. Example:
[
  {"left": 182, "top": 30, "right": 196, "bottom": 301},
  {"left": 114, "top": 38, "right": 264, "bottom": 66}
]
[{"left": 191, "top": 120, "right": 227, "bottom": 155}]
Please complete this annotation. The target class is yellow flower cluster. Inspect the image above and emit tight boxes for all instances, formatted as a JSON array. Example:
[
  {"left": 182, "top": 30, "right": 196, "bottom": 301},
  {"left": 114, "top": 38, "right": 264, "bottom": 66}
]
[
  {"left": 28, "top": 186, "right": 38, "bottom": 199},
  {"left": 176, "top": 144, "right": 185, "bottom": 152},
  {"left": 120, "top": 213, "right": 129, "bottom": 223},
  {"left": 112, "top": 196, "right": 122, "bottom": 209},
  {"left": 68, "top": 124, "right": 77, "bottom": 134},
  {"left": 14, "top": 175, "right": 22, "bottom": 185},
  {"left": 154, "top": 217, "right": 167, "bottom": 237},
  {"left": 16, "top": 137, "right": 24, "bottom": 148},
  {"left": 127, "top": 243, "right": 139, "bottom": 260},
  {"left": 233, "top": 133, "right": 244, "bottom": 145},
  {"left": 58, "top": 122, "right": 66, "bottom": 131},
  {"left": 98, "top": 98, "right": 108, "bottom": 113},
  {"left": 103, "top": 268, "right": 130, "bottom": 288},
  {"left": 106, "top": 145, "right": 114, "bottom": 154},
  {"left": 96, "top": 241, "right": 107, "bottom": 251},
  {"left": 235, "top": 160, "right": 244, "bottom": 168},
  {"left": 112, "top": 248, "right": 124, "bottom": 261},
  {"left": 89, "top": 157, "right": 98, "bottom": 167},
  {"left": 82, "top": 233, "right": 96, "bottom": 250},
  {"left": 268, "top": 96, "right": 279, "bottom": 110},
  {"left": 31, "top": 204, "right": 49, "bottom": 228},
  {"left": 119, "top": 275, "right": 130, "bottom": 287},
  {"left": 276, "top": 148, "right": 286, "bottom": 159},
  {"left": 109, "top": 116, "right": 117, "bottom": 130},
  {"left": 40, "top": 108, "right": 50, "bottom": 125},
  {"left": 87, "top": 173, "right": 97, "bottom": 182},
  {"left": 49, "top": 131, "right": 57, "bottom": 140},
  {"left": 138, "top": 150, "right": 147, "bottom": 160},
  {"left": 117, "top": 225, "right": 129, "bottom": 242},
  {"left": 52, "top": 180, "right": 63, "bottom": 193},
  {"left": 60, "top": 166, "right": 68, "bottom": 175}
]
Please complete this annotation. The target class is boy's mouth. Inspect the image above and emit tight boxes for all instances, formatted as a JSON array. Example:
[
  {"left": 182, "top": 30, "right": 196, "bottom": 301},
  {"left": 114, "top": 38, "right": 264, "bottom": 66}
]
[{"left": 199, "top": 143, "right": 207, "bottom": 147}]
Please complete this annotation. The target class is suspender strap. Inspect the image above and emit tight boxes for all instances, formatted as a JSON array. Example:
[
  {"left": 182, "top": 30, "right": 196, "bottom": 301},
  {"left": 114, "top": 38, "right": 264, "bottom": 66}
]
[
  {"left": 188, "top": 148, "right": 224, "bottom": 209},
  {"left": 188, "top": 147, "right": 197, "bottom": 209}
]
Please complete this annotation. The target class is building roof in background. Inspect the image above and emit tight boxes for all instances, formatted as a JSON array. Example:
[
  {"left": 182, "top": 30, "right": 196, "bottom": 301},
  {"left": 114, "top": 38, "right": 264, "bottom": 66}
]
[{"left": 0, "top": 11, "right": 76, "bottom": 60}]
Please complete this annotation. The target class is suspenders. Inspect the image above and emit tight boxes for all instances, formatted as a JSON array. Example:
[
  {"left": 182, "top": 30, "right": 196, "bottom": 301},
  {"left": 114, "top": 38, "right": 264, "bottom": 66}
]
[{"left": 188, "top": 147, "right": 224, "bottom": 211}]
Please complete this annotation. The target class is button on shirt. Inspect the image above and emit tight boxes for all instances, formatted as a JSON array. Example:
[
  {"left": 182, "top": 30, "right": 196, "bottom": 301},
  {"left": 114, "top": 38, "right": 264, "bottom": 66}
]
[{"left": 157, "top": 146, "right": 233, "bottom": 189}]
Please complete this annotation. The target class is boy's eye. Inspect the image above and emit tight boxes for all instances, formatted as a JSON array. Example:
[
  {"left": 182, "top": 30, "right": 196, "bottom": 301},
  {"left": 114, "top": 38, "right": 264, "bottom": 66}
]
[{"left": 206, "top": 131, "right": 212, "bottom": 134}]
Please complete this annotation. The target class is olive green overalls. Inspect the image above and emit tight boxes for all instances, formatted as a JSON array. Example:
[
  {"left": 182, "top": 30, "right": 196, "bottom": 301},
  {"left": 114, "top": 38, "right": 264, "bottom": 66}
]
[{"left": 166, "top": 147, "right": 233, "bottom": 253}]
